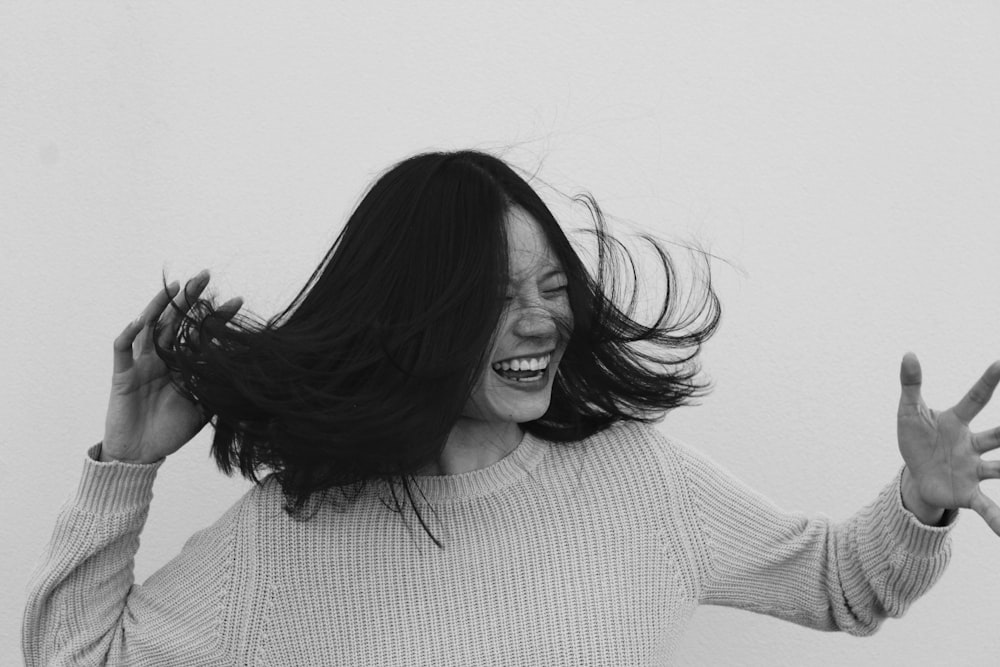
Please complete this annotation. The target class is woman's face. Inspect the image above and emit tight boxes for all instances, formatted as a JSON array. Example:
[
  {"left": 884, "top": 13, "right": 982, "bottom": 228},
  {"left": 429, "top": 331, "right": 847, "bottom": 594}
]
[{"left": 464, "top": 207, "right": 573, "bottom": 425}]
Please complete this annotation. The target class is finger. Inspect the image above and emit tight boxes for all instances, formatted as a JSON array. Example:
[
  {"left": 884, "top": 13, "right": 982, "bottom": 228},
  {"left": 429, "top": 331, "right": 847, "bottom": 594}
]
[
  {"left": 899, "top": 352, "right": 923, "bottom": 408},
  {"left": 216, "top": 296, "right": 244, "bottom": 322},
  {"left": 140, "top": 279, "right": 189, "bottom": 353},
  {"left": 193, "top": 297, "right": 244, "bottom": 348},
  {"left": 969, "top": 488, "right": 1000, "bottom": 538},
  {"left": 953, "top": 361, "right": 1000, "bottom": 424},
  {"left": 112, "top": 318, "right": 146, "bottom": 374},
  {"left": 134, "top": 281, "right": 180, "bottom": 355},
  {"left": 156, "top": 270, "right": 211, "bottom": 348},
  {"left": 142, "top": 280, "right": 181, "bottom": 323},
  {"left": 978, "top": 459, "right": 1000, "bottom": 481},
  {"left": 972, "top": 426, "right": 1000, "bottom": 454}
]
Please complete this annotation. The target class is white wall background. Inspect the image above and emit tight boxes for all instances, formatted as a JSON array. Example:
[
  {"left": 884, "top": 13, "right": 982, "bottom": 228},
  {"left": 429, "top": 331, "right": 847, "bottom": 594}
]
[{"left": 3, "top": 2, "right": 999, "bottom": 664}]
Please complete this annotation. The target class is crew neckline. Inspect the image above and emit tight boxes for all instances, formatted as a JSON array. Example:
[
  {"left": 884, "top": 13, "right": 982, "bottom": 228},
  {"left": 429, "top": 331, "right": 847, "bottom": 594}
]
[{"left": 403, "top": 431, "right": 548, "bottom": 502}]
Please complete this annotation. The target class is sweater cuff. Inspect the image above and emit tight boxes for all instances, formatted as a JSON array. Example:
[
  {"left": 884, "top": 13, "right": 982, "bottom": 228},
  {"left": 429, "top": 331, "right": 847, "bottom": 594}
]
[
  {"left": 73, "top": 443, "right": 164, "bottom": 514},
  {"left": 877, "top": 466, "right": 956, "bottom": 558}
]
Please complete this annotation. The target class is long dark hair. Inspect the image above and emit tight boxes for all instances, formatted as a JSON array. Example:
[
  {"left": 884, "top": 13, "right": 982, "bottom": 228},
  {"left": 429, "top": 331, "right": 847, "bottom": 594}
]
[{"left": 156, "top": 150, "right": 720, "bottom": 545}]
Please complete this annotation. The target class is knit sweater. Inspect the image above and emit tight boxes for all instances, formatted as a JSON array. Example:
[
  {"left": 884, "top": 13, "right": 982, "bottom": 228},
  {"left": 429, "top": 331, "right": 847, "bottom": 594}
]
[{"left": 24, "top": 422, "right": 954, "bottom": 666}]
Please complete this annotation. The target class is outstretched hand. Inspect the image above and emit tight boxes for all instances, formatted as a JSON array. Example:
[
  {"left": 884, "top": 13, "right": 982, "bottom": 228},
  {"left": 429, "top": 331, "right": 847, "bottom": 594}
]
[
  {"left": 897, "top": 352, "right": 1000, "bottom": 535},
  {"left": 101, "top": 271, "right": 242, "bottom": 464}
]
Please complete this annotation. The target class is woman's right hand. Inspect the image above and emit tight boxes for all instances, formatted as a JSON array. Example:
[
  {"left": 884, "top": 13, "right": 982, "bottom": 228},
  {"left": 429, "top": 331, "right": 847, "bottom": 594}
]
[{"left": 100, "top": 271, "right": 242, "bottom": 464}]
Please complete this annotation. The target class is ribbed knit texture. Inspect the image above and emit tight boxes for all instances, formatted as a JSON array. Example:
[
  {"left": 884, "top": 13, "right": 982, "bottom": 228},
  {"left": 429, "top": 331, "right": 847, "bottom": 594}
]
[{"left": 23, "top": 423, "right": 954, "bottom": 666}]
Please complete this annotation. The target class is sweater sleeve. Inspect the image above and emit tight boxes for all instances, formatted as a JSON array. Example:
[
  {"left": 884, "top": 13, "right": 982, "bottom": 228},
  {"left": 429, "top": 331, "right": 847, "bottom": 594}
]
[
  {"left": 673, "top": 440, "right": 955, "bottom": 635},
  {"left": 22, "top": 445, "right": 241, "bottom": 666}
]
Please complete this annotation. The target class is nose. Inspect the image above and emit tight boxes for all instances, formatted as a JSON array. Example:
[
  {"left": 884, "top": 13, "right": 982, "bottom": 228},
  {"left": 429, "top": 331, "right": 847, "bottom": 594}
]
[{"left": 512, "top": 304, "right": 558, "bottom": 339}]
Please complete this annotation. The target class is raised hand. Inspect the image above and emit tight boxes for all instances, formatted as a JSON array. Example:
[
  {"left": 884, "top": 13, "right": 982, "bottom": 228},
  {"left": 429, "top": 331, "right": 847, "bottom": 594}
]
[
  {"left": 897, "top": 352, "right": 1000, "bottom": 535},
  {"left": 101, "top": 271, "right": 242, "bottom": 464}
]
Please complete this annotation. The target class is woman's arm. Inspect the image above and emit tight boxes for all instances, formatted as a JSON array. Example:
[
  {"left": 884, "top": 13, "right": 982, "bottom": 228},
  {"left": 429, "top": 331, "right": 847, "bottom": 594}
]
[
  {"left": 23, "top": 445, "right": 247, "bottom": 665},
  {"left": 676, "top": 442, "right": 953, "bottom": 634},
  {"left": 23, "top": 447, "right": 161, "bottom": 665},
  {"left": 23, "top": 274, "right": 244, "bottom": 664},
  {"left": 673, "top": 353, "right": 1000, "bottom": 633}
]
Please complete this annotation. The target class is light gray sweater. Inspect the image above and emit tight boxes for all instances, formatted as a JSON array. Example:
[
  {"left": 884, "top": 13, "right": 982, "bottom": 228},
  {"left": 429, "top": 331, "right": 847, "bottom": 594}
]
[{"left": 23, "top": 422, "right": 954, "bottom": 665}]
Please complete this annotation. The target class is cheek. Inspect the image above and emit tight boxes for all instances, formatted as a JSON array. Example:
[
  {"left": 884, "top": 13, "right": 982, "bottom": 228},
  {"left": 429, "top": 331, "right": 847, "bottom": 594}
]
[
  {"left": 551, "top": 296, "right": 573, "bottom": 331},
  {"left": 560, "top": 304, "right": 574, "bottom": 334},
  {"left": 465, "top": 366, "right": 502, "bottom": 415}
]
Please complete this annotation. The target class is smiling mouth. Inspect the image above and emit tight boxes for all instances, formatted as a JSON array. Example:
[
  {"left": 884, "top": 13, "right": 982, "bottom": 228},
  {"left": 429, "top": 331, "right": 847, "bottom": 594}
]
[{"left": 491, "top": 353, "right": 551, "bottom": 383}]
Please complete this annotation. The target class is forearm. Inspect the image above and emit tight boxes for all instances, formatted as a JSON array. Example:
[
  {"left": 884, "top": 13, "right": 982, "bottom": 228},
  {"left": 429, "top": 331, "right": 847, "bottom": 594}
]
[
  {"left": 683, "top": 448, "right": 955, "bottom": 634},
  {"left": 23, "top": 445, "right": 161, "bottom": 666},
  {"left": 822, "top": 469, "right": 954, "bottom": 630}
]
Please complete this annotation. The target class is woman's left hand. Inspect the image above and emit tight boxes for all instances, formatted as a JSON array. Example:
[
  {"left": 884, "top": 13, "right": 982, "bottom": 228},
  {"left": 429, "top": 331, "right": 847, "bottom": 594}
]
[{"left": 897, "top": 352, "right": 1000, "bottom": 535}]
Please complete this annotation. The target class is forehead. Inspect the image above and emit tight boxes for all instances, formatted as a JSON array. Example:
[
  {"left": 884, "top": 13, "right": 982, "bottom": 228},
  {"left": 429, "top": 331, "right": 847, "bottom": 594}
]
[{"left": 505, "top": 207, "right": 562, "bottom": 280}]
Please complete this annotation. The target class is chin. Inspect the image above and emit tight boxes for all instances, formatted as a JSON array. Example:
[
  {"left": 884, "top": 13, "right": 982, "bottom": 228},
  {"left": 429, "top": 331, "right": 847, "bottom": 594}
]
[
  {"left": 484, "top": 368, "right": 557, "bottom": 423},
  {"left": 503, "top": 399, "right": 551, "bottom": 424}
]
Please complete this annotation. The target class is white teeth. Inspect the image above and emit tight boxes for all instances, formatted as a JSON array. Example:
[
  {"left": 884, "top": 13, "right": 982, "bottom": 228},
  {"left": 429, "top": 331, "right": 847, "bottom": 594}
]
[{"left": 491, "top": 353, "right": 552, "bottom": 372}]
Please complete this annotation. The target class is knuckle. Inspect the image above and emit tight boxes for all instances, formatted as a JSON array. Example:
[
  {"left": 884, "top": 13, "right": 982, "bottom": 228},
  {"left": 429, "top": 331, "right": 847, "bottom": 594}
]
[{"left": 971, "top": 382, "right": 993, "bottom": 404}]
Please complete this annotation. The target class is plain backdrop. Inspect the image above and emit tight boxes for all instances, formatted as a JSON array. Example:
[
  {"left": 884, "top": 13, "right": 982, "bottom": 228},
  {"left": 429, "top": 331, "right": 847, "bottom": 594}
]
[{"left": 3, "top": 2, "right": 999, "bottom": 665}]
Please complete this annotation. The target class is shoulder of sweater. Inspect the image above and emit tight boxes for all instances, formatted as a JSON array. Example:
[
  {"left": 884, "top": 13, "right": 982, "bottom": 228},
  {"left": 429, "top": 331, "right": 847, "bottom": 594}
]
[
  {"left": 581, "top": 421, "right": 748, "bottom": 513},
  {"left": 560, "top": 420, "right": 702, "bottom": 497},
  {"left": 578, "top": 419, "right": 690, "bottom": 469},
  {"left": 196, "top": 474, "right": 285, "bottom": 538}
]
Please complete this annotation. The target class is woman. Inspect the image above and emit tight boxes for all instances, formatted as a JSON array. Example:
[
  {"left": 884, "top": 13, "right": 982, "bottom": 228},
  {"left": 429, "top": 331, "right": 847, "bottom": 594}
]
[{"left": 24, "top": 150, "right": 1000, "bottom": 665}]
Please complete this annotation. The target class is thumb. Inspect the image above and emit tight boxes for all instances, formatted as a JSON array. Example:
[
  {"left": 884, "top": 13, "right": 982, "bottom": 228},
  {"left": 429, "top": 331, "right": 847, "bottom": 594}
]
[{"left": 899, "top": 352, "right": 923, "bottom": 407}]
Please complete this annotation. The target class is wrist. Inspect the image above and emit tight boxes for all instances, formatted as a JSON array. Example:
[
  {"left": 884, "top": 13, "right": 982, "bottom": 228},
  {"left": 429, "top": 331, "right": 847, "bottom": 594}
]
[
  {"left": 97, "top": 442, "right": 158, "bottom": 465},
  {"left": 97, "top": 442, "right": 116, "bottom": 462},
  {"left": 901, "top": 466, "right": 947, "bottom": 526},
  {"left": 97, "top": 442, "right": 129, "bottom": 463}
]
